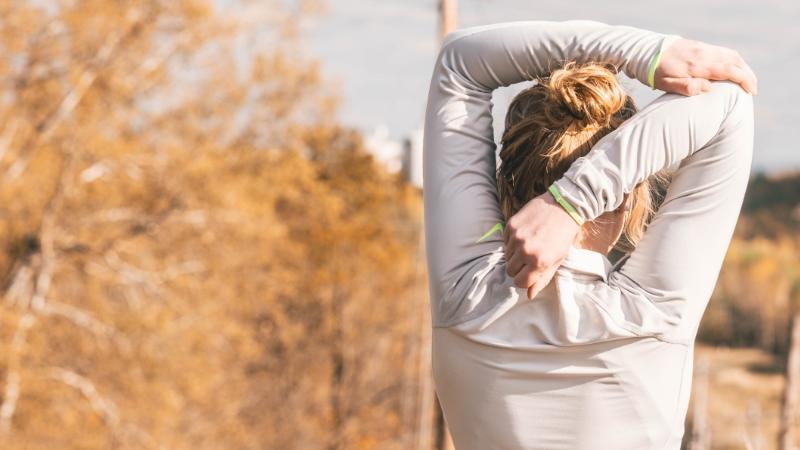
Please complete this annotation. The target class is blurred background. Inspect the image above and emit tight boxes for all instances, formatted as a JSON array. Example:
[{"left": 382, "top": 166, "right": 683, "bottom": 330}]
[{"left": 0, "top": 0, "right": 796, "bottom": 449}]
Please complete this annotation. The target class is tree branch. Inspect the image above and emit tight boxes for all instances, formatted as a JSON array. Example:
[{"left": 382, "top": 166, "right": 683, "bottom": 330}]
[
  {"left": 0, "top": 313, "right": 37, "bottom": 435},
  {"left": 45, "top": 367, "right": 120, "bottom": 431},
  {"left": 4, "top": 8, "right": 146, "bottom": 181}
]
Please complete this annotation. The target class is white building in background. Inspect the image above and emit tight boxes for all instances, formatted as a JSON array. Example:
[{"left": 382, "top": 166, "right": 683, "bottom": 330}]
[
  {"left": 402, "top": 127, "right": 424, "bottom": 189},
  {"left": 364, "top": 125, "right": 404, "bottom": 174},
  {"left": 364, "top": 125, "right": 424, "bottom": 190}
]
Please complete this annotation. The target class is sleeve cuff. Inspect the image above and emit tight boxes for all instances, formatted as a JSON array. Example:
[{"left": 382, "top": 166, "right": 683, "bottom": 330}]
[
  {"left": 548, "top": 184, "right": 585, "bottom": 226},
  {"left": 647, "top": 35, "right": 682, "bottom": 89}
]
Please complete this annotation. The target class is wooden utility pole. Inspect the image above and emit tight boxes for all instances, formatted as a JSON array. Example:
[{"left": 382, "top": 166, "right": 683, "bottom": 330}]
[
  {"left": 415, "top": 259, "right": 435, "bottom": 450},
  {"left": 413, "top": 3, "right": 458, "bottom": 450},
  {"left": 431, "top": 6, "right": 456, "bottom": 450},
  {"left": 438, "top": 0, "right": 458, "bottom": 41}
]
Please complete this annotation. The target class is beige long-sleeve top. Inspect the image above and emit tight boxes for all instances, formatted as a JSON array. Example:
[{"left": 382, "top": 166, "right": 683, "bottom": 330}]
[{"left": 423, "top": 20, "right": 754, "bottom": 449}]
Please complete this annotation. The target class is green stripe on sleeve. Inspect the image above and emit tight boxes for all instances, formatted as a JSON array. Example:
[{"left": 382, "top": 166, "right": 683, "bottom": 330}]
[
  {"left": 647, "top": 44, "right": 665, "bottom": 89},
  {"left": 648, "top": 36, "right": 681, "bottom": 90},
  {"left": 548, "top": 184, "right": 585, "bottom": 226},
  {"left": 475, "top": 222, "right": 504, "bottom": 243}
]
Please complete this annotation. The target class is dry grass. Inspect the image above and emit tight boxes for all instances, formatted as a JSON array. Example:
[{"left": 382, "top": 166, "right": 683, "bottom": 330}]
[{"left": 690, "top": 344, "right": 793, "bottom": 450}]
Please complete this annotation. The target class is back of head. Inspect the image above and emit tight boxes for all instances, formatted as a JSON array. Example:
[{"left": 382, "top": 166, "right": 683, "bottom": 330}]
[{"left": 497, "top": 61, "right": 656, "bottom": 249}]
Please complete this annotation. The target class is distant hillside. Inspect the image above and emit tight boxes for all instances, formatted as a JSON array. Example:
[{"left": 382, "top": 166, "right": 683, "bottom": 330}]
[{"left": 736, "top": 171, "right": 800, "bottom": 239}]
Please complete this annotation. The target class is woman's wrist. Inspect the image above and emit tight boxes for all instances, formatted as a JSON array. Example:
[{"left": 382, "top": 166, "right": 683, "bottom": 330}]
[
  {"left": 547, "top": 184, "right": 585, "bottom": 227},
  {"left": 648, "top": 35, "right": 682, "bottom": 89}
]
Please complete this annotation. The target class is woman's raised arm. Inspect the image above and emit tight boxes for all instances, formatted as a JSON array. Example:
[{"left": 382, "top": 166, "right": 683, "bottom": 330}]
[
  {"left": 564, "top": 82, "right": 754, "bottom": 344},
  {"left": 424, "top": 20, "right": 673, "bottom": 325}
]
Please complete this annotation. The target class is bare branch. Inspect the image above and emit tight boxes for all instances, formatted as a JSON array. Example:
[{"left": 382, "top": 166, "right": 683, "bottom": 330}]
[
  {"left": 3, "top": 263, "right": 34, "bottom": 309},
  {"left": 45, "top": 367, "right": 120, "bottom": 431},
  {"left": 121, "top": 28, "right": 192, "bottom": 95},
  {"left": 4, "top": 8, "right": 146, "bottom": 181},
  {"left": 0, "top": 313, "right": 37, "bottom": 435},
  {"left": 0, "top": 118, "right": 19, "bottom": 164},
  {"left": 103, "top": 250, "right": 163, "bottom": 294},
  {"left": 35, "top": 300, "right": 117, "bottom": 340}
]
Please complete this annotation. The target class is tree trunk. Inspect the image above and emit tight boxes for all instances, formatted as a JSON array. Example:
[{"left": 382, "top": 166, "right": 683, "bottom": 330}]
[
  {"left": 689, "top": 356, "right": 711, "bottom": 450},
  {"left": 744, "top": 401, "right": 764, "bottom": 450},
  {"left": 779, "top": 312, "right": 800, "bottom": 450},
  {"left": 328, "top": 283, "right": 346, "bottom": 450}
]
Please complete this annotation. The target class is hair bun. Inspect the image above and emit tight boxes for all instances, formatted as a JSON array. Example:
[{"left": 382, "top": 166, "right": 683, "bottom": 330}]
[{"left": 544, "top": 62, "right": 628, "bottom": 127}]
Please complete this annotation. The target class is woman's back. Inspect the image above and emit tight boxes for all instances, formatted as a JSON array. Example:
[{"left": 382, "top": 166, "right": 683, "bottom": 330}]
[
  {"left": 431, "top": 247, "right": 691, "bottom": 449},
  {"left": 423, "top": 20, "right": 754, "bottom": 450}
]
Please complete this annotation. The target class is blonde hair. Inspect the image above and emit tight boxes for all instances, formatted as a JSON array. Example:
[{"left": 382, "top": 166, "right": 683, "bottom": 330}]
[{"left": 497, "top": 61, "right": 667, "bottom": 251}]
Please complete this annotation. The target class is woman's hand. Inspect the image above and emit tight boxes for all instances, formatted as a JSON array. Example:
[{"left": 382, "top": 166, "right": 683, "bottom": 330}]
[
  {"left": 505, "top": 38, "right": 757, "bottom": 300},
  {"left": 504, "top": 191, "right": 580, "bottom": 299},
  {"left": 656, "top": 38, "right": 758, "bottom": 96}
]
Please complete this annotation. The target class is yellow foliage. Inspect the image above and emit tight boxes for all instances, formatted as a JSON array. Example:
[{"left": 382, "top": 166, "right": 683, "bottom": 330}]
[
  {"left": 0, "top": 1, "right": 425, "bottom": 449},
  {"left": 702, "top": 231, "right": 800, "bottom": 353}
]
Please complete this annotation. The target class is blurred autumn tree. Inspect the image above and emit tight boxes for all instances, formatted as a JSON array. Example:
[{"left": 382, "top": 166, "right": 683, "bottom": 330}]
[
  {"left": 700, "top": 173, "right": 800, "bottom": 356},
  {"left": 0, "top": 1, "right": 426, "bottom": 449},
  {"left": 1, "top": 0, "right": 795, "bottom": 448}
]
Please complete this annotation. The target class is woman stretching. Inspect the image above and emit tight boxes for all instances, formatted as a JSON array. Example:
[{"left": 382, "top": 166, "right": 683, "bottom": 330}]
[{"left": 423, "top": 21, "right": 756, "bottom": 449}]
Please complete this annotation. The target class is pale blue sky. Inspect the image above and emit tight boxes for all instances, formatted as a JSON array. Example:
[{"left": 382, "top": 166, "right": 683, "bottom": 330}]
[{"left": 299, "top": 0, "right": 800, "bottom": 173}]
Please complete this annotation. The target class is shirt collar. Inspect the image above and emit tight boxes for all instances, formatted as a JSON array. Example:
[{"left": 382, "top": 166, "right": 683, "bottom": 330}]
[{"left": 558, "top": 245, "right": 614, "bottom": 282}]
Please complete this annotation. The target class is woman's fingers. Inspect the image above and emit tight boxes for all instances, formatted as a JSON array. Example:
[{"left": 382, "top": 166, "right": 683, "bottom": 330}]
[
  {"left": 742, "top": 63, "right": 758, "bottom": 94},
  {"left": 657, "top": 77, "right": 711, "bottom": 96},
  {"left": 513, "top": 264, "right": 529, "bottom": 288},
  {"left": 705, "top": 61, "right": 756, "bottom": 94},
  {"left": 513, "top": 263, "right": 536, "bottom": 289},
  {"left": 657, "top": 39, "right": 758, "bottom": 95},
  {"left": 509, "top": 245, "right": 542, "bottom": 287},
  {"left": 513, "top": 256, "right": 561, "bottom": 294},
  {"left": 739, "top": 58, "right": 759, "bottom": 94},
  {"left": 507, "top": 239, "right": 550, "bottom": 287},
  {"left": 729, "top": 51, "right": 759, "bottom": 94},
  {"left": 732, "top": 62, "right": 757, "bottom": 95},
  {"left": 505, "top": 246, "right": 525, "bottom": 278},
  {"left": 526, "top": 263, "right": 560, "bottom": 300}
]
